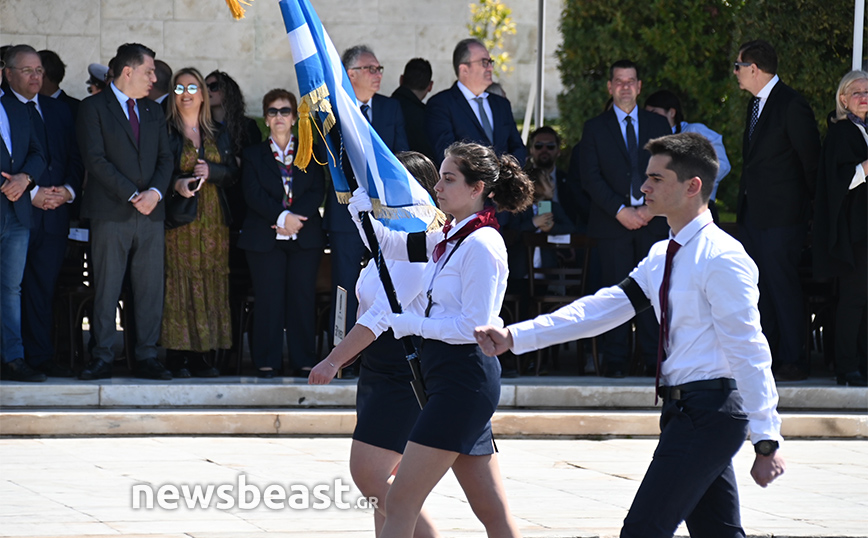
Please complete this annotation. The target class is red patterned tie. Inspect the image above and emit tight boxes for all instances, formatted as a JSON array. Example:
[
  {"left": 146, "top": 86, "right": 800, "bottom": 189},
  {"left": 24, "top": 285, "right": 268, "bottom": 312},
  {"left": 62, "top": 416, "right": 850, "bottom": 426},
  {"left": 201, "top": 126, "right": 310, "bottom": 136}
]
[
  {"left": 127, "top": 98, "right": 140, "bottom": 145},
  {"left": 655, "top": 239, "right": 681, "bottom": 401}
]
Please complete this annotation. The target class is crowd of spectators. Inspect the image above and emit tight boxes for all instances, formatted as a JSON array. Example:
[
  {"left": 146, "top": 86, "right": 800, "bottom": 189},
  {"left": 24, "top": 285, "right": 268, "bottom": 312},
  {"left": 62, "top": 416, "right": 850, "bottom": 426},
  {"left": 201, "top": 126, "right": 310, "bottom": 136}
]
[{"left": 0, "top": 37, "right": 864, "bottom": 386}]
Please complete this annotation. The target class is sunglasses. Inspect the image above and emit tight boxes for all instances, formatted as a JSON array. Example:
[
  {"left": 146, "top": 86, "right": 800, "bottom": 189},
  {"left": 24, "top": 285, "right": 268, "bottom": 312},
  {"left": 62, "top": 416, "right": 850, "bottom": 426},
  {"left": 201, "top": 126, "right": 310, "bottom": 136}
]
[
  {"left": 174, "top": 83, "right": 199, "bottom": 95},
  {"left": 266, "top": 107, "right": 294, "bottom": 117},
  {"left": 733, "top": 61, "right": 752, "bottom": 71},
  {"left": 206, "top": 81, "right": 220, "bottom": 92},
  {"left": 534, "top": 142, "right": 557, "bottom": 150}
]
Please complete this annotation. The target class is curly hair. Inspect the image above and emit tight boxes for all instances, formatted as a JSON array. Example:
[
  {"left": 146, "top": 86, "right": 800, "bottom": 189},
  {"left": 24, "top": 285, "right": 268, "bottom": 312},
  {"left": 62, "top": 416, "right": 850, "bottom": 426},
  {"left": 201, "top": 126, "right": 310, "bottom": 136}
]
[
  {"left": 443, "top": 142, "right": 533, "bottom": 213},
  {"left": 206, "top": 70, "right": 249, "bottom": 155}
]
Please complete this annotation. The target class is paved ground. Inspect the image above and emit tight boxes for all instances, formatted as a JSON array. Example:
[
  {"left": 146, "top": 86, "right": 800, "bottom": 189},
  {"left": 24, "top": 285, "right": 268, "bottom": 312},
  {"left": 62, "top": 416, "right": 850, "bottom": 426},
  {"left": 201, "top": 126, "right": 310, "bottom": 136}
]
[{"left": 0, "top": 436, "right": 865, "bottom": 537}]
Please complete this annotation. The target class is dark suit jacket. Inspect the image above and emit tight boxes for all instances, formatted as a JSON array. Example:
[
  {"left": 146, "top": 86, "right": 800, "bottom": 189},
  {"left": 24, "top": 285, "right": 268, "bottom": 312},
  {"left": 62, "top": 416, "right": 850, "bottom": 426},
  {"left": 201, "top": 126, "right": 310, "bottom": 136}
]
[
  {"left": 425, "top": 82, "right": 526, "bottom": 166},
  {"left": 497, "top": 201, "right": 576, "bottom": 281},
  {"left": 237, "top": 140, "right": 325, "bottom": 252},
  {"left": 76, "top": 88, "right": 173, "bottom": 222},
  {"left": 27, "top": 95, "right": 83, "bottom": 236},
  {"left": 391, "top": 85, "right": 433, "bottom": 159},
  {"left": 737, "top": 81, "right": 821, "bottom": 228},
  {"left": 370, "top": 93, "right": 409, "bottom": 154},
  {"left": 0, "top": 92, "right": 46, "bottom": 227},
  {"left": 579, "top": 108, "right": 671, "bottom": 239},
  {"left": 55, "top": 90, "right": 80, "bottom": 122}
]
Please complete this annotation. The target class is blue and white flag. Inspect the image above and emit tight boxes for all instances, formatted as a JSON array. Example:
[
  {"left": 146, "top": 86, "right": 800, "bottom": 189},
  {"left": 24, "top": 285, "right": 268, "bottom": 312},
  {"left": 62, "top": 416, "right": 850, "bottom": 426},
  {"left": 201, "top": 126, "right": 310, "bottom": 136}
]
[{"left": 278, "top": 0, "right": 443, "bottom": 233}]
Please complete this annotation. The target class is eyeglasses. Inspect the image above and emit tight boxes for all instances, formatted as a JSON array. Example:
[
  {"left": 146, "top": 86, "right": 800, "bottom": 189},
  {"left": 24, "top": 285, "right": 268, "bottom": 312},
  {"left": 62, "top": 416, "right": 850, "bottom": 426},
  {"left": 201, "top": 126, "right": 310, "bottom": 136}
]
[
  {"left": 206, "top": 81, "right": 220, "bottom": 92},
  {"left": 465, "top": 58, "right": 494, "bottom": 69},
  {"left": 848, "top": 90, "right": 868, "bottom": 99},
  {"left": 8, "top": 66, "right": 44, "bottom": 77},
  {"left": 174, "top": 83, "right": 199, "bottom": 95},
  {"left": 349, "top": 65, "right": 384, "bottom": 75},
  {"left": 533, "top": 142, "right": 557, "bottom": 150},
  {"left": 733, "top": 61, "right": 752, "bottom": 71},
  {"left": 266, "top": 107, "right": 294, "bottom": 117}
]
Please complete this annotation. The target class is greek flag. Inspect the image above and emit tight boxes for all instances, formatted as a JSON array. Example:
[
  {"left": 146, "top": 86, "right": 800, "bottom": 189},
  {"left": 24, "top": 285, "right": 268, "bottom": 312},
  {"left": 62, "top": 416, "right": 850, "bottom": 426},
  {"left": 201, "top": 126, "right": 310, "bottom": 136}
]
[{"left": 278, "top": 0, "right": 442, "bottom": 233}]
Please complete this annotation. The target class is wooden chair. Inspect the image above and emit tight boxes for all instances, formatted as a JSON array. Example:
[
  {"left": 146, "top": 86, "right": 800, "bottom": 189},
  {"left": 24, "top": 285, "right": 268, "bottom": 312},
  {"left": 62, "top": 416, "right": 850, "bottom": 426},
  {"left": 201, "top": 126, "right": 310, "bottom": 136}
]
[{"left": 523, "top": 232, "right": 599, "bottom": 375}]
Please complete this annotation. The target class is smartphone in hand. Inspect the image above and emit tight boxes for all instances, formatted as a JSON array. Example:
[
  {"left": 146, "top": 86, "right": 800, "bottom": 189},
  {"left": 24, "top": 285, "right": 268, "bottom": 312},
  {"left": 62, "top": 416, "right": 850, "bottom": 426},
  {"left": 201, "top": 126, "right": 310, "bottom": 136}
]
[{"left": 537, "top": 200, "right": 552, "bottom": 215}]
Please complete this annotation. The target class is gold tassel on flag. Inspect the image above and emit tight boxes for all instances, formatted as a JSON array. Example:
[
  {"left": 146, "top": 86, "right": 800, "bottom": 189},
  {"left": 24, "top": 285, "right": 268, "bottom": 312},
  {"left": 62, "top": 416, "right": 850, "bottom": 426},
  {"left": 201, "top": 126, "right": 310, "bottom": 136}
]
[
  {"left": 294, "top": 83, "right": 336, "bottom": 171},
  {"left": 225, "top": 0, "right": 254, "bottom": 20}
]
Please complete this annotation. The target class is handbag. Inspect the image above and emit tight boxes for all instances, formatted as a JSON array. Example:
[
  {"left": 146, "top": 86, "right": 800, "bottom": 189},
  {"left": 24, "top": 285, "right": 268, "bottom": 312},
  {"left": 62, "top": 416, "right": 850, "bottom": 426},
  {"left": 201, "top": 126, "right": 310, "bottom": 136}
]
[{"left": 165, "top": 142, "right": 205, "bottom": 230}]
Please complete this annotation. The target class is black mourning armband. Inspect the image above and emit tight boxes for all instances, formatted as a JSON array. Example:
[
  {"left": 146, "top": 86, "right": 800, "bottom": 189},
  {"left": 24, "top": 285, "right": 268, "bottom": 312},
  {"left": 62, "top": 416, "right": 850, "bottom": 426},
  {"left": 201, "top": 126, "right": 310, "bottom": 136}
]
[
  {"left": 406, "top": 231, "right": 429, "bottom": 263},
  {"left": 618, "top": 277, "right": 651, "bottom": 314}
]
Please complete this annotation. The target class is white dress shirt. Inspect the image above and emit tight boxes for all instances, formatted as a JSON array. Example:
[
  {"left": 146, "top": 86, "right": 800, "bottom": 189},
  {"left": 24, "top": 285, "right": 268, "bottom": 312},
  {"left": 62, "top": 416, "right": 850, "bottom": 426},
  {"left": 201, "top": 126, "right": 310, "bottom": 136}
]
[
  {"left": 374, "top": 213, "right": 508, "bottom": 344},
  {"left": 754, "top": 74, "right": 779, "bottom": 118},
  {"left": 355, "top": 259, "right": 428, "bottom": 338},
  {"left": 510, "top": 210, "right": 782, "bottom": 443}
]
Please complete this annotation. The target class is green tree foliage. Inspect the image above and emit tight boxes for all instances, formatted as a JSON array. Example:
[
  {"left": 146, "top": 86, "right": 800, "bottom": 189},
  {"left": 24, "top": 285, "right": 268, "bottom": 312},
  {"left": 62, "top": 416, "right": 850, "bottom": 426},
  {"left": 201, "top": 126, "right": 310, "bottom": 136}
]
[
  {"left": 468, "top": 0, "right": 518, "bottom": 74},
  {"left": 556, "top": 0, "right": 862, "bottom": 213}
]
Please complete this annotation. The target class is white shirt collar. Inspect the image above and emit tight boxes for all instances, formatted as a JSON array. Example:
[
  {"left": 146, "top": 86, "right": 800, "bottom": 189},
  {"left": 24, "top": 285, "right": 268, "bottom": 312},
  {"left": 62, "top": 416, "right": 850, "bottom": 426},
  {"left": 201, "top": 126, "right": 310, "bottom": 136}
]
[
  {"left": 446, "top": 212, "right": 480, "bottom": 239},
  {"left": 756, "top": 74, "right": 779, "bottom": 100},
  {"left": 10, "top": 88, "right": 38, "bottom": 106},
  {"left": 671, "top": 210, "right": 714, "bottom": 246},
  {"left": 110, "top": 81, "right": 136, "bottom": 108},
  {"left": 457, "top": 81, "right": 488, "bottom": 101},
  {"left": 51, "top": 89, "right": 62, "bottom": 99}
]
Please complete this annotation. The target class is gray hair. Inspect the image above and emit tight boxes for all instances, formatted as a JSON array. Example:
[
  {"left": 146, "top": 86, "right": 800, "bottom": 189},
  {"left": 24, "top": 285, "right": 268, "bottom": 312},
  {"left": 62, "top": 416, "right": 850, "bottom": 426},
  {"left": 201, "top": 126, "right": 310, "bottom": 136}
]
[
  {"left": 341, "top": 45, "right": 375, "bottom": 70},
  {"left": 834, "top": 70, "right": 868, "bottom": 122}
]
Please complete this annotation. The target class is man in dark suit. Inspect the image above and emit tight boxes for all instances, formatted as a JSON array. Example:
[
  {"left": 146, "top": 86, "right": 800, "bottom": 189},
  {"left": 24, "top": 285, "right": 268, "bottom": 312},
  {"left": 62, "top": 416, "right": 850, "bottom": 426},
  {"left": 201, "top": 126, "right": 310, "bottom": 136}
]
[
  {"left": 425, "top": 38, "right": 526, "bottom": 166},
  {"left": 528, "top": 126, "right": 588, "bottom": 227},
  {"left": 0, "top": 57, "right": 47, "bottom": 382},
  {"left": 148, "top": 59, "right": 172, "bottom": 113},
  {"left": 580, "top": 59, "right": 671, "bottom": 377},
  {"left": 391, "top": 58, "right": 435, "bottom": 160},
  {"left": 76, "top": 43, "right": 173, "bottom": 380},
  {"left": 734, "top": 40, "right": 820, "bottom": 381},
  {"left": 37, "top": 49, "right": 80, "bottom": 121},
  {"left": 322, "top": 45, "right": 410, "bottom": 358},
  {"left": 5, "top": 45, "right": 83, "bottom": 377}
]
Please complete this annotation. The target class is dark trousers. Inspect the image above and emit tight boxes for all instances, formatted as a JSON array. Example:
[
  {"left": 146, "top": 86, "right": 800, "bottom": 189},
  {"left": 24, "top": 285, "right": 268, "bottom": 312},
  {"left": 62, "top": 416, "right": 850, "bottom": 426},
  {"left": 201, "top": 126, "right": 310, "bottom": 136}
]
[
  {"left": 597, "top": 224, "right": 665, "bottom": 369},
  {"left": 327, "top": 229, "right": 366, "bottom": 345},
  {"left": 739, "top": 219, "right": 806, "bottom": 366},
  {"left": 22, "top": 227, "right": 67, "bottom": 365},
  {"left": 89, "top": 216, "right": 164, "bottom": 363},
  {"left": 621, "top": 388, "right": 749, "bottom": 538},
  {"left": 246, "top": 243, "right": 321, "bottom": 371},
  {"left": 836, "top": 245, "right": 868, "bottom": 374}
]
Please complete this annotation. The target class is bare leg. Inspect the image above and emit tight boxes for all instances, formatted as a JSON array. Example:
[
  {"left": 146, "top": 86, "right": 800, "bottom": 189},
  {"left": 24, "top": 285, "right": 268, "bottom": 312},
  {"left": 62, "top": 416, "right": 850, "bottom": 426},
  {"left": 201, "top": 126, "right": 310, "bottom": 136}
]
[
  {"left": 452, "top": 452, "right": 521, "bottom": 538},
  {"left": 350, "top": 440, "right": 440, "bottom": 538},
  {"left": 380, "top": 441, "right": 458, "bottom": 538}
]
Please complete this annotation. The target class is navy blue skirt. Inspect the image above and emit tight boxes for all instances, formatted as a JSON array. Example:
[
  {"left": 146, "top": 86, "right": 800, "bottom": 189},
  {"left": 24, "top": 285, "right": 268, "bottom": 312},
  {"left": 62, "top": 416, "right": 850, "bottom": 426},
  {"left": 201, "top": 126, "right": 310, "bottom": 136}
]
[
  {"left": 407, "top": 340, "right": 501, "bottom": 456},
  {"left": 353, "top": 330, "right": 422, "bottom": 454}
]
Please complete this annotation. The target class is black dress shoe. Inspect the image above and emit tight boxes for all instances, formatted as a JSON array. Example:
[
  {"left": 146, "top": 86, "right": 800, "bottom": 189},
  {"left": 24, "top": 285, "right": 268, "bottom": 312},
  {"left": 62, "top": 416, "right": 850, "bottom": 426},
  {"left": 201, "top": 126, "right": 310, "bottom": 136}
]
[
  {"left": 2, "top": 358, "right": 47, "bottom": 382},
  {"left": 257, "top": 369, "right": 275, "bottom": 379},
  {"left": 774, "top": 363, "right": 808, "bottom": 382},
  {"left": 135, "top": 358, "right": 172, "bottom": 380},
  {"left": 192, "top": 366, "right": 220, "bottom": 378},
  {"left": 173, "top": 367, "right": 192, "bottom": 379},
  {"left": 79, "top": 359, "right": 113, "bottom": 380},
  {"left": 837, "top": 371, "right": 868, "bottom": 387},
  {"left": 33, "top": 361, "right": 74, "bottom": 378}
]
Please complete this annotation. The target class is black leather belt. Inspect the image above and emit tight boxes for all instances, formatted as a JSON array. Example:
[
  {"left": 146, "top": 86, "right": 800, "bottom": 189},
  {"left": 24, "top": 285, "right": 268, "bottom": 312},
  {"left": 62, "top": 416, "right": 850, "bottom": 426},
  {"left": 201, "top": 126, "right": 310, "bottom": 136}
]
[{"left": 657, "top": 378, "right": 737, "bottom": 401}]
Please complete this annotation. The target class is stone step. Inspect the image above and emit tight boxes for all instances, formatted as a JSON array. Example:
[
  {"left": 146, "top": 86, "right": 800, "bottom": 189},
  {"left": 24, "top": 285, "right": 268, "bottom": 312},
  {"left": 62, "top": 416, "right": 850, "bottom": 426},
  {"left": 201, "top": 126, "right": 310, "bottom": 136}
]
[
  {"left": 1, "top": 376, "right": 865, "bottom": 410},
  {"left": 1, "top": 408, "right": 865, "bottom": 438}
]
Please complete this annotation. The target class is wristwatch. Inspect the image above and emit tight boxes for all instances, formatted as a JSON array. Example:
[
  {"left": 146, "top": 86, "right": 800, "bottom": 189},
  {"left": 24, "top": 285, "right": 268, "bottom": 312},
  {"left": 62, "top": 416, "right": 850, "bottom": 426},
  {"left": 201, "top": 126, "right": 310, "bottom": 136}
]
[
  {"left": 754, "top": 440, "right": 779, "bottom": 456},
  {"left": 24, "top": 174, "right": 36, "bottom": 191}
]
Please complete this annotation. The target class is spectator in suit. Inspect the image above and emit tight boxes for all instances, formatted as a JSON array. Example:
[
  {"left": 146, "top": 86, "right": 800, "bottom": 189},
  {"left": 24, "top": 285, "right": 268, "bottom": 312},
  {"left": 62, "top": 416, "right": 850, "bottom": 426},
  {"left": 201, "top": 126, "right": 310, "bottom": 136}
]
[
  {"left": 391, "top": 58, "right": 434, "bottom": 160},
  {"left": 148, "top": 59, "right": 172, "bottom": 112},
  {"left": 644, "top": 90, "right": 731, "bottom": 223},
  {"left": 425, "top": 38, "right": 526, "bottom": 166},
  {"left": 528, "top": 126, "right": 587, "bottom": 228},
  {"left": 5, "top": 45, "right": 83, "bottom": 378},
  {"left": 37, "top": 49, "right": 80, "bottom": 120},
  {"left": 733, "top": 40, "right": 820, "bottom": 381},
  {"left": 322, "top": 46, "right": 409, "bottom": 361},
  {"left": 238, "top": 89, "right": 325, "bottom": 378},
  {"left": 579, "top": 59, "right": 671, "bottom": 377},
  {"left": 0, "top": 56, "right": 48, "bottom": 382},
  {"left": 76, "top": 43, "right": 174, "bottom": 380}
]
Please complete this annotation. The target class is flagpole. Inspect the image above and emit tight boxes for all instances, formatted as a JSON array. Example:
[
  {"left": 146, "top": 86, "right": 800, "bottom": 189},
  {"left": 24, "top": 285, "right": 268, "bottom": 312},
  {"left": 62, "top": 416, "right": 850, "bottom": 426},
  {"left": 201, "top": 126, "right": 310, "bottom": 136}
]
[{"left": 334, "top": 135, "right": 429, "bottom": 409}]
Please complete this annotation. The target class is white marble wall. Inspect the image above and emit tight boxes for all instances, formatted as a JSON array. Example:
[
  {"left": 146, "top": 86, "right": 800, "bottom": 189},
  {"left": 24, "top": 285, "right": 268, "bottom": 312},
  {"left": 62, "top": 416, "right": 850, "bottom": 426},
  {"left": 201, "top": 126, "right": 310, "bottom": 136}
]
[{"left": 0, "top": 0, "right": 564, "bottom": 118}]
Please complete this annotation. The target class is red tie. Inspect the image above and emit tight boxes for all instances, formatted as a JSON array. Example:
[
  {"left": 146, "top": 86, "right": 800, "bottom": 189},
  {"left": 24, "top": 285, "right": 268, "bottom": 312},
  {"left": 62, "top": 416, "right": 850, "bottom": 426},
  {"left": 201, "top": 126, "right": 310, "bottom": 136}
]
[
  {"left": 655, "top": 239, "right": 681, "bottom": 400},
  {"left": 127, "top": 98, "right": 140, "bottom": 145}
]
